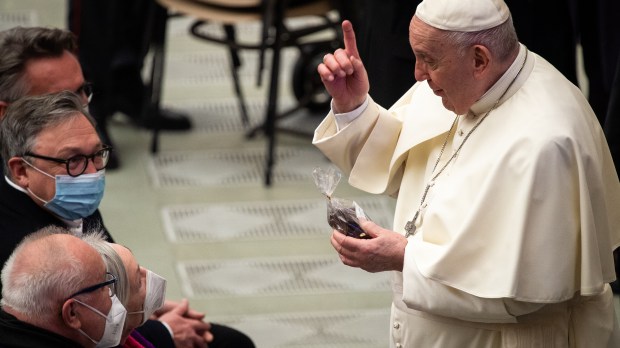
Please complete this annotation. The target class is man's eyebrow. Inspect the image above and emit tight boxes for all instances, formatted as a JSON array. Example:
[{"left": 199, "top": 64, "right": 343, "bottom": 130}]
[
  {"left": 55, "top": 144, "right": 103, "bottom": 157},
  {"left": 55, "top": 145, "right": 86, "bottom": 156}
]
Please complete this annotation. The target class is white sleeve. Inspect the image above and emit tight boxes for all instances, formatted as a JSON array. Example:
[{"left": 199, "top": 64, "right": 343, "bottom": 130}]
[
  {"left": 402, "top": 259, "right": 546, "bottom": 323},
  {"left": 332, "top": 97, "right": 369, "bottom": 131}
]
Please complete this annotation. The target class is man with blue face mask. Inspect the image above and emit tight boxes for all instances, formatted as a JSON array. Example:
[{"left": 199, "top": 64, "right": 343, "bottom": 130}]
[
  {"left": 0, "top": 91, "right": 112, "bottom": 260},
  {"left": 0, "top": 226, "right": 127, "bottom": 347}
]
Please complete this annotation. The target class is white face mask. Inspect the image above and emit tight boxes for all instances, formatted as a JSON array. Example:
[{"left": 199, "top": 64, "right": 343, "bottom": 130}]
[
  {"left": 75, "top": 295, "right": 127, "bottom": 347},
  {"left": 128, "top": 270, "right": 167, "bottom": 325}
]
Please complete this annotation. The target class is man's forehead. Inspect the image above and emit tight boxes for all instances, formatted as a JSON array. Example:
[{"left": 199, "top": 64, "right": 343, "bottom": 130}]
[
  {"left": 31, "top": 116, "right": 101, "bottom": 153},
  {"left": 23, "top": 51, "right": 84, "bottom": 95},
  {"left": 411, "top": 17, "right": 439, "bottom": 42}
]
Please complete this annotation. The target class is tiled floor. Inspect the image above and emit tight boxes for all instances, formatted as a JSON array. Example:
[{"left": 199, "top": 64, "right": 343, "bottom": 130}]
[{"left": 1, "top": 1, "right": 619, "bottom": 347}]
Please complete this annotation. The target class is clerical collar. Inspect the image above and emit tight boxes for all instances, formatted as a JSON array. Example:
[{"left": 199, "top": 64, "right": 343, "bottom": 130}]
[{"left": 470, "top": 44, "right": 531, "bottom": 116}]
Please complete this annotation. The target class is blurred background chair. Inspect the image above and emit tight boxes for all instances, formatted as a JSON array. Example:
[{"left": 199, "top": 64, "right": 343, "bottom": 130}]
[{"left": 149, "top": 0, "right": 342, "bottom": 185}]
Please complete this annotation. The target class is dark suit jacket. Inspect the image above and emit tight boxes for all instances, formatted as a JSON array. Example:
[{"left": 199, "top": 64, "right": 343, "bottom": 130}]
[
  {"left": 0, "top": 176, "right": 112, "bottom": 266},
  {"left": 0, "top": 177, "right": 175, "bottom": 348},
  {"left": 0, "top": 176, "right": 113, "bottom": 268},
  {"left": 0, "top": 309, "right": 83, "bottom": 348}
]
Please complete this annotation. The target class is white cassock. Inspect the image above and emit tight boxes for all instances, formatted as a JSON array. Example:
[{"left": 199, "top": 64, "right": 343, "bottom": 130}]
[{"left": 313, "top": 44, "right": 620, "bottom": 347}]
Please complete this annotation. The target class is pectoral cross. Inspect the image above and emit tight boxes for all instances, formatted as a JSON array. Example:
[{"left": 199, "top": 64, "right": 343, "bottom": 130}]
[{"left": 404, "top": 210, "right": 420, "bottom": 238}]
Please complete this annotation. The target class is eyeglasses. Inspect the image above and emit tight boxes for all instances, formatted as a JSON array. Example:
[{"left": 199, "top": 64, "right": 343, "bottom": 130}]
[
  {"left": 24, "top": 146, "right": 112, "bottom": 177},
  {"left": 76, "top": 82, "right": 93, "bottom": 104},
  {"left": 68, "top": 272, "right": 117, "bottom": 299}
]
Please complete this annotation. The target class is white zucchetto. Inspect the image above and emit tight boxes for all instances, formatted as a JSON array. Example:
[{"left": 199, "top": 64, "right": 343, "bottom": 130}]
[{"left": 415, "top": 0, "right": 510, "bottom": 32}]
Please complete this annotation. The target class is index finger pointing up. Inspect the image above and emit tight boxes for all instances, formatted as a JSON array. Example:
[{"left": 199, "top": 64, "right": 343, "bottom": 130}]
[{"left": 341, "top": 20, "right": 360, "bottom": 59}]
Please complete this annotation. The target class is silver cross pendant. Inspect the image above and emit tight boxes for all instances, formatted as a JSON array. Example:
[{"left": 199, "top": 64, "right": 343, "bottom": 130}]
[
  {"left": 404, "top": 210, "right": 420, "bottom": 238},
  {"left": 404, "top": 221, "right": 416, "bottom": 238}
]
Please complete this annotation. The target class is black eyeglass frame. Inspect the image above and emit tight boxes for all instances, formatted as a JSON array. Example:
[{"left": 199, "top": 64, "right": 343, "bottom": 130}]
[
  {"left": 23, "top": 146, "right": 112, "bottom": 177},
  {"left": 67, "top": 272, "right": 117, "bottom": 300}
]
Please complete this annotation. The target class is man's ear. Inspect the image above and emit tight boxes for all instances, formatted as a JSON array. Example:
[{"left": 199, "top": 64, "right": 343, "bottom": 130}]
[
  {"left": 7, "top": 157, "right": 30, "bottom": 188},
  {"left": 61, "top": 299, "right": 82, "bottom": 329},
  {"left": 472, "top": 45, "right": 492, "bottom": 78},
  {"left": 0, "top": 101, "right": 8, "bottom": 120}
]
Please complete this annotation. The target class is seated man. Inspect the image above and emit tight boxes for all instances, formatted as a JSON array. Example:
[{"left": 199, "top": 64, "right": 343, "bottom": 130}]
[
  {"left": 0, "top": 91, "right": 113, "bottom": 266},
  {"left": 81, "top": 231, "right": 174, "bottom": 347},
  {"left": 0, "top": 226, "right": 126, "bottom": 347},
  {"left": 0, "top": 91, "right": 254, "bottom": 348},
  {"left": 83, "top": 231, "right": 253, "bottom": 348}
]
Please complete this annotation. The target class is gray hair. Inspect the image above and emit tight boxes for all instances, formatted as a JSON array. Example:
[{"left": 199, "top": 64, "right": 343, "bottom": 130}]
[
  {"left": 441, "top": 15, "right": 519, "bottom": 63},
  {"left": 0, "top": 226, "right": 87, "bottom": 322},
  {"left": 81, "top": 232, "right": 130, "bottom": 307},
  {"left": 0, "top": 27, "right": 78, "bottom": 103},
  {"left": 0, "top": 90, "right": 96, "bottom": 175}
]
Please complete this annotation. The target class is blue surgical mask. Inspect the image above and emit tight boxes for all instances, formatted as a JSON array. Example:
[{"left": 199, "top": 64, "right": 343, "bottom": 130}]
[{"left": 23, "top": 160, "right": 105, "bottom": 220}]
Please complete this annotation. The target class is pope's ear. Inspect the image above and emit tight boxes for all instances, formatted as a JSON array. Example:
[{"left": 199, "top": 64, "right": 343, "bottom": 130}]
[
  {"left": 472, "top": 45, "right": 491, "bottom": 77},
  {"left": 7, "top": 157, "right": 29, "bottom": 187},
  {"left": 61, "top": 299, "right": 82, "bottom": 329}
]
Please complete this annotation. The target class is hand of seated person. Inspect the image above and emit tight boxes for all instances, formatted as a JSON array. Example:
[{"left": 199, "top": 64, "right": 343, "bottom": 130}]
[
  {"left": 157, "top": 299, "right": 214, "bottom": 348},
  {"left": 153, "top": 299, "right": 206, "bottom": 321}
]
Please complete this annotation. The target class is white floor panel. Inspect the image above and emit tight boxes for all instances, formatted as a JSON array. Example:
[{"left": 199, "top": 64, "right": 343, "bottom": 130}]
[
  {"left": 162, "top": 196, "right": 394, "bottom": 243},
  {"left": 147, "top": 146, "right": 335, "bottom": 187},
  {"left": 177, "top": 255, "right": 391, "bottom": 298}
]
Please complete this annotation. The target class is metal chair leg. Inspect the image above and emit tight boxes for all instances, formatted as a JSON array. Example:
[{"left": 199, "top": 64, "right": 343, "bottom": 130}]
[
  {"left": 145, "top": 3, "right": 169, "bottom": 154},
  {"left": 223, "top": 24, "right": 250, "bottom": 127},
  {"left": 263, "top": 0, "right": 286, "bottom": 186}
]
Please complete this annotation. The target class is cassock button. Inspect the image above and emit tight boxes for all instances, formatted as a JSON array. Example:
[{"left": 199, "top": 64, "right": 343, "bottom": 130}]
[
  {"left": 396, "top": 344, "right": 403, "bottom": 348},
  {"left": 393, "top": 322, "right": 400, "bottom": 329},
  {"left": 458, "top": 129, "right": 464, "bottom": 136}
]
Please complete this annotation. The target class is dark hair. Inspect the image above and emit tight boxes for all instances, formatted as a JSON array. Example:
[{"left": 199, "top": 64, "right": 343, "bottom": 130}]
[
  {"left": 0, "top": 91, "right": 95, "bottom": 175},
  {"left": 0, "top": 27, "right": 78, "bottom": 103}
]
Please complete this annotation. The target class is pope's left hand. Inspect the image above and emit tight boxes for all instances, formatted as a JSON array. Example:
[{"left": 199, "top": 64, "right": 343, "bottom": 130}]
[{"left": 331, "top": 220, "right": 408, "bottom": 272}]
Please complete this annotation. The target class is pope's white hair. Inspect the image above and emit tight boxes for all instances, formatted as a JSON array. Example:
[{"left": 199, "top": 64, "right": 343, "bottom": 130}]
[{"left": 442, "top": 15, "right": 519, "bottom": 62}]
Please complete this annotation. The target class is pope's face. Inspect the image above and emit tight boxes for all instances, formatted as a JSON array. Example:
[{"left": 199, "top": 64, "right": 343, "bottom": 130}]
[{"left": 409, "top": 16, "right": 479, "bottom": 115}]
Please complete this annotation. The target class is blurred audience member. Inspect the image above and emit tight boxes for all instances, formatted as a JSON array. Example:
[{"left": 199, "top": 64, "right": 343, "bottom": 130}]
[
  {"left": 0, "top": 26, "right": 99, "bottom": 168},
  {"left": 68, "top": 0, "right": 192, "bottom": 168}
]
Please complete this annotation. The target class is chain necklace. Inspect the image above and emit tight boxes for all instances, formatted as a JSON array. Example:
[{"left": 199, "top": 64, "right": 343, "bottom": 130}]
[{"left": 404, "top": 50, "right": 528, "bottom": 237}]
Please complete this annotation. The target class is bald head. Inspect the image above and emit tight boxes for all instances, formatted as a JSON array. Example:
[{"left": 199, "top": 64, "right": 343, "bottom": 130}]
[
  {"left": 1, "top": 227, "right": 105, "bottom": 323},
  {"left": 13, "top": 233, "right": 101, "bottom": 276}
]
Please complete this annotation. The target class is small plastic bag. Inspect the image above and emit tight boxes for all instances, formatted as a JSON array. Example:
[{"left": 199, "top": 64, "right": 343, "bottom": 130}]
[{"left": 312, "top": 167, "right": 371, "bottom": 239}]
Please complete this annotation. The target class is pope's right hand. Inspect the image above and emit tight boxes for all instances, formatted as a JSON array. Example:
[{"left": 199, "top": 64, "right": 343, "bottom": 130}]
[{"left": 317, "top": 20, "right": 369, "bottom": 113}]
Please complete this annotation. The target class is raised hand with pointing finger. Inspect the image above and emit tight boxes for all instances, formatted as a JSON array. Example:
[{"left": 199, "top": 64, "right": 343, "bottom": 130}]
[{"left": 317, "top": 20, "right": 369, "bottom": 114}]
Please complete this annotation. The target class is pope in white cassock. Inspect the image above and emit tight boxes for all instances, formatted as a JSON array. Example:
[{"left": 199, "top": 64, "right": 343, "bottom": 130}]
[{"left": 313, "top": 0, "right": 620, "bottom": 347}]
